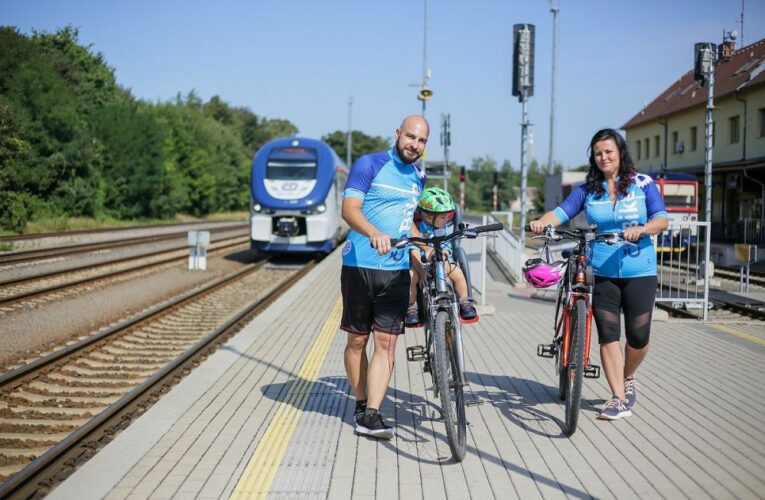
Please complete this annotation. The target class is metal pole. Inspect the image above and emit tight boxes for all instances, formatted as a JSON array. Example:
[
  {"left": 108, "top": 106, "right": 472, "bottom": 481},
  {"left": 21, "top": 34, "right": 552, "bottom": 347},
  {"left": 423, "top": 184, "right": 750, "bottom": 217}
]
[
  {"left": 441, "top": 113, "right": 450, "bottom": 191},
  {"left": 702, "top": 61, "right": 714, "bottom": 321},
  {"left": 422, "top": 0, "right": 428, "bottom": 116},
  {"left": 547, "top": 2, "right": 559, "bottom": 174},
  {"left": 346, "top": 96, "right": 353, "bottom": 167},
  {"left": 520, "top": 91, "right": 529, "bottom": 272}
]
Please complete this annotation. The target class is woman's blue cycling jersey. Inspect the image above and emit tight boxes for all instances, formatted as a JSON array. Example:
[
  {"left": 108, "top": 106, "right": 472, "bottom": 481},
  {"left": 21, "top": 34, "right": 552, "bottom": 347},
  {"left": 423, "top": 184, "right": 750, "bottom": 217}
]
[
  {"left": 341, "top": 148, "right": 426, "bottom": 271},
  {"left": 552, "top": 173, "right": 668, "bottom": 278}
]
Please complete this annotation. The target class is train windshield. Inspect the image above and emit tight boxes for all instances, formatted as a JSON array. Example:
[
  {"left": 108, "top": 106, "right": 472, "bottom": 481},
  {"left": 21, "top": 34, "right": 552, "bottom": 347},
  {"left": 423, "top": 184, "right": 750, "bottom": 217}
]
[
  {"left": 661, "top": 182, "right": 696, "bottom": 209},
  {"left": 266, "top": 147, "right": 318, "bottom": 180}
]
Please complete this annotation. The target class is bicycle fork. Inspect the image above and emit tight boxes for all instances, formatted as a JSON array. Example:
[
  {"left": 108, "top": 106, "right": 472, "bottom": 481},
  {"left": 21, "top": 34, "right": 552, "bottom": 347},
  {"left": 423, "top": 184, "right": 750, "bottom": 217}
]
[{"left": 449, "top": 300, "right": 468, "bottom": 386}]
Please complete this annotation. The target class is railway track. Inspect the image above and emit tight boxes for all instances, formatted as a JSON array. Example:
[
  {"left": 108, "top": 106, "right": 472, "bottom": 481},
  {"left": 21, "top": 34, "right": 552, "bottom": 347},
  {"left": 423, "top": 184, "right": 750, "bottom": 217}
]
[
  {"left": 0, "top": 223, "right": 248, "bottom": 266},
  {"left": 0, "top": 259, "right": 314, "bottom": 497},
  {"left": 0, "top": 234, "right": 250, "bottom": 312}
]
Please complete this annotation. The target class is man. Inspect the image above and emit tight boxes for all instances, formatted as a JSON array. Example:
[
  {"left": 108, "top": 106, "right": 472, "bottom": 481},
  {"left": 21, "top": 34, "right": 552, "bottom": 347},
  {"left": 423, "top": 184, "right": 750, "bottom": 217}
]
[{"left": 340, "top": 115, "right": 429, "bottom": 439}]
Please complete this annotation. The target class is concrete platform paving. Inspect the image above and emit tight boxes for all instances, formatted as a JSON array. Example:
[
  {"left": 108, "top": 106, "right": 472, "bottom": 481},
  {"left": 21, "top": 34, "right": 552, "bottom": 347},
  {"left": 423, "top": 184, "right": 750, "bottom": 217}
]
[{"left": 50, "top": 248, "right": 765, "bottom": 499}]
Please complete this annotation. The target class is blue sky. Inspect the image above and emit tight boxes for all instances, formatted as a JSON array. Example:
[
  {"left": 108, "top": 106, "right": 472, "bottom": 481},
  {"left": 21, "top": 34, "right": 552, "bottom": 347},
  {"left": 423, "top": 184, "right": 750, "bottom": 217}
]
[{"left": 3, "top": 0, "right": 764, "bottom": 170}]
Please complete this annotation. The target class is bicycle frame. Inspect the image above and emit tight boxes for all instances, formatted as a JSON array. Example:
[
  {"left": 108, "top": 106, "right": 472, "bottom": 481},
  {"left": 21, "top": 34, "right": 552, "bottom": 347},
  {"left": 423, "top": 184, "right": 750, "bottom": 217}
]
[{"left": 554, "top": 250, "right": 595, "bottom": 374}]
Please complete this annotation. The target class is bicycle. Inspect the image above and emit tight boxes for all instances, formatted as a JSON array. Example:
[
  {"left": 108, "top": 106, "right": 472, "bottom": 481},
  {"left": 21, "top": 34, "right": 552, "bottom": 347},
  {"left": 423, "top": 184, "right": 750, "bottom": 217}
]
[
  {"left": 527, "top": 225, "right": 632, "bottom": 436},
  {"left": 393, "top": 221, "right": 503, "bottom": 461}
]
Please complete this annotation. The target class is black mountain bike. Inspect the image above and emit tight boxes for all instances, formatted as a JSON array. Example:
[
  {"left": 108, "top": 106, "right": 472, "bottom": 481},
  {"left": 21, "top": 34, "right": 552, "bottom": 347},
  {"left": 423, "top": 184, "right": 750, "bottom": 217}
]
[{"left": 395, "top": 222, "right": 503, "bottom": 460}]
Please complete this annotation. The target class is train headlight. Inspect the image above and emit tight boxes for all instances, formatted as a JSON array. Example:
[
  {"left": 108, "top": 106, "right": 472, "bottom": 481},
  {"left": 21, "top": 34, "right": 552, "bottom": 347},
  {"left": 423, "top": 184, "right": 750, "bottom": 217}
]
[
  {"left": 316, "top": 204, "right": 327, "bottom": 214},
  {"left": 252, "top": 202, "right": 262, "bottom": 213}
]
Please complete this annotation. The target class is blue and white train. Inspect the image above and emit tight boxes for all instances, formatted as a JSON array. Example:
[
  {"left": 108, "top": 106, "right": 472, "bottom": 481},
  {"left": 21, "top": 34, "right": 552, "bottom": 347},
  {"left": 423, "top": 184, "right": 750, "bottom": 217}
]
[{"left": 250, "top": 137, "right": 349, "bottom": 253}]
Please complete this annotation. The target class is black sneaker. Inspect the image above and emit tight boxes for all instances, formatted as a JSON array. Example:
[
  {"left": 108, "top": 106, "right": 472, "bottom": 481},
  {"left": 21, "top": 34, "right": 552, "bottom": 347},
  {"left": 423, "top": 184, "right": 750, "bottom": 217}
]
[
  {"left": 405, "top": 308, "right": 421, "bottom": 327},
  {"left": 353, "top": 401, "right": 366, "bottom": 424},
  {"left": 459, "top": 300, "right": 478, "bottom": 322},
  {"left": 356, "top": 410, "right": 394, "bottom": 439},
  {"left": 624, "top": 377, "right": 637, "bottom": 410}
]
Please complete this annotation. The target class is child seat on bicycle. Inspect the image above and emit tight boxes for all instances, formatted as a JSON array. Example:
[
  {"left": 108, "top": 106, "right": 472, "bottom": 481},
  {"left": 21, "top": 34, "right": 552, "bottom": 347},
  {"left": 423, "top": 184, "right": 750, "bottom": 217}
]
[{"left": 406, "top": 187, "right": 477, "bottom": 325}]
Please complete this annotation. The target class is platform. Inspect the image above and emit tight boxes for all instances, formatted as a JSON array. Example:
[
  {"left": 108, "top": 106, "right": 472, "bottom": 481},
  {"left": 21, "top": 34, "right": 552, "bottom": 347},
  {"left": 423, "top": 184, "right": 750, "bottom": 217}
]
[{"left": 49, "top": 248, "right": 765, "bottom": 499}]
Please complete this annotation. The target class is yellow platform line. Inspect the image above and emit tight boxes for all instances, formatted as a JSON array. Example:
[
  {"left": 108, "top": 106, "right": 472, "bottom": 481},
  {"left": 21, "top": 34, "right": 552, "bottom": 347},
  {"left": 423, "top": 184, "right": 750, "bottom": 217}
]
[
  {"left": 709, "top": 323, "right": 765, "bottom": 346},
  {"left": 231, "top": 296, "right": 342, "bottom": 499}
]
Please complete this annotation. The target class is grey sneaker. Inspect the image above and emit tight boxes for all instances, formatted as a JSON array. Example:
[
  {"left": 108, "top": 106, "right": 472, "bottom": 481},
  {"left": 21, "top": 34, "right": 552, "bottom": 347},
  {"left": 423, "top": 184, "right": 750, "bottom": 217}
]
[
  {"left": 356, "top": 410, "right": 394, "bottom": 439},
  {"left": 624, "top": 377, "right": 637, "bottom": 409},
  {"left": 598, "top": 396, "right": 632, "bottom": 420}
]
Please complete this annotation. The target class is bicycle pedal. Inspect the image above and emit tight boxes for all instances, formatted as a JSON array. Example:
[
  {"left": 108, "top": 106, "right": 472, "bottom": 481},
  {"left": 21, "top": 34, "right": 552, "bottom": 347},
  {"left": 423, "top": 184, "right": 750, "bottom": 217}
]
[
  {"left": 406, "top": 345, "right": 427, "bottom": 362},
  {"left": 584, "top": 364, "right": 601, "bottom": 378},
  {"left": 537, "top": 343, "right": 557, "bottom": 358},
  {"left": 423, "top": 360, "right": 431, "bottom": 373}
]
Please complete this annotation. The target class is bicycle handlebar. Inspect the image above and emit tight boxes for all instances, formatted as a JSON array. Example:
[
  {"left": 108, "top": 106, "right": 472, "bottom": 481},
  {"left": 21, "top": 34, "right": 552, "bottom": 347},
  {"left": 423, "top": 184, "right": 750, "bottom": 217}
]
[
  {"left": 390, "top": 222, "right": 504, "bottom": 248},
  {"left": 523, "top": 224, "right": 633, "bottom": 245}
]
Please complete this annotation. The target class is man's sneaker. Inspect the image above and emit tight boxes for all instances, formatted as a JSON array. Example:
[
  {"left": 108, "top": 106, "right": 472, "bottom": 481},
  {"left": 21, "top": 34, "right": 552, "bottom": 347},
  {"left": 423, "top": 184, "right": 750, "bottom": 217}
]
[
  {"left": 624, "top": 377, "right": 637, "bottom": 409},
  {"left": 353, "top": 401, "right": 366, "bottom": 424},
  {"left": 597, "top": 396, "right": 632, "bottom": 420},
  {"left": 459, "top": 300, "right": 478, "bottom": 322},
  {"left": 356, "top": 410, "right": 394, "bottom": 439}
]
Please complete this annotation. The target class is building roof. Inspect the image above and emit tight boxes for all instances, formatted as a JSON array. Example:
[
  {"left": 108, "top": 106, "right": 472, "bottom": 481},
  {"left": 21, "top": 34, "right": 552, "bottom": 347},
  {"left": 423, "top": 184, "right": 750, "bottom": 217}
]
[{"left": 622, "top": 38, "right": 765, "bottom": 129}]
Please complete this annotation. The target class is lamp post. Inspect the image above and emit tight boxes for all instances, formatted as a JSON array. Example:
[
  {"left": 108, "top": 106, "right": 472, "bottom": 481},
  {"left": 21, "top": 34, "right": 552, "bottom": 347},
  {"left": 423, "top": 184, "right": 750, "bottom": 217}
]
[
  {"left": 440, "top": 113, "right": 451, "bottom": 191},
  {"left": 513, "top": 23, "right": 535, "bottom": 270},
  {"left": 694, "top": 42, "right": 716, "bottom": 321},
  {"left": 415, "top": 0, "right": 433, "bottom": 114},
  {"left": 547, "top": 0, "right": 559, "bottom": 174},
  {"left": 346, "top": 96, "right": 353, "bottom": 168}
]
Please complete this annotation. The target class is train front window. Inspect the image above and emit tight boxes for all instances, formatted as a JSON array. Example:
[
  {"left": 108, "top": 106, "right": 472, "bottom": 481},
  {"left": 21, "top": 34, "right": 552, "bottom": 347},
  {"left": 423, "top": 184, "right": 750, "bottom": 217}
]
[
  {"left": 662, "top": 183, "right": 696, "bottom": 209},
  {"left": 266, "top": 147, "right": 318, "bottom": 180}
]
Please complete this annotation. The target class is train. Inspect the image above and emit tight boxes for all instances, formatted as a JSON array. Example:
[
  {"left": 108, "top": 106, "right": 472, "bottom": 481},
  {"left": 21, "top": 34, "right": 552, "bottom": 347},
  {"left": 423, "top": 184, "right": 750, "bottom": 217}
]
[
  {"left": 250, "top": 137, "right": 348, "bottom": 254},
  {"left": 649, "top": 171, "right": 699, "bottom": 252}
]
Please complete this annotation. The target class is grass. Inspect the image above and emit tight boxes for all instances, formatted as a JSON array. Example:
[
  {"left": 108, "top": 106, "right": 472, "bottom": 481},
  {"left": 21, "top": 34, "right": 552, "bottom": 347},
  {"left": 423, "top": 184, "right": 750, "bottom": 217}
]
[{"left": 6, "top": 212, "right": 250, "bottom": 236}]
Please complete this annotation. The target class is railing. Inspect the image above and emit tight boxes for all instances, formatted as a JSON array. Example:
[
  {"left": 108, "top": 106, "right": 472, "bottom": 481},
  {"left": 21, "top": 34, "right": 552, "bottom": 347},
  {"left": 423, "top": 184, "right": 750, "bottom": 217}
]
[
  {"left": 653, "top": 221, "right": 710, "bottom": 319},
  {"left": 743, "top": 218, "right": 765, "bottom": 246},
  {"left": 486, "top": 213, "right": 523, "bottom": 282},
  {"left": 458, "top": 224, "right": 489, "bottom": 306}
]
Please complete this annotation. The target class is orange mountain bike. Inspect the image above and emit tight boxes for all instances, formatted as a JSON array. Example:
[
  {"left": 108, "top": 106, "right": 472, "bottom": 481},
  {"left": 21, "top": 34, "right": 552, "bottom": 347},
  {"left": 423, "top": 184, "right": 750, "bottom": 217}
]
[{"left": 529, "top": 226, "right": 628, "bottom": 435}]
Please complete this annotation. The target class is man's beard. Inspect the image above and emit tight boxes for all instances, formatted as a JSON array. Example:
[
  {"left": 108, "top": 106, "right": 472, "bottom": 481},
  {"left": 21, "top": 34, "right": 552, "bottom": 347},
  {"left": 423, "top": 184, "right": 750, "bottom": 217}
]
[{"left": 396, "top": 144, "right": 421, "bottom": 164}]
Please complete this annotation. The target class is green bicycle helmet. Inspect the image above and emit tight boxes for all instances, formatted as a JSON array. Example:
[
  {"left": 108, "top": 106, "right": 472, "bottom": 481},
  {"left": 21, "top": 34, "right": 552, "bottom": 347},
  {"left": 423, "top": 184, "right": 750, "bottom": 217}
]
[{"left": 418, "top": 186, "right": 456, "bottom": 214}]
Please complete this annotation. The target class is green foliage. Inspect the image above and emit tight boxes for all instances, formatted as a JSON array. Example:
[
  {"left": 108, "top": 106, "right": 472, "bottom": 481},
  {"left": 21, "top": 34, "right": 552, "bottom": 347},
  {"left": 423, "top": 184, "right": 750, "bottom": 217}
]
[
  {"left": 0, "top": 26, "right": 301, "bottom": 232},
  {"left": 322, "top": 130, "right": 391, "bottom": 166}
]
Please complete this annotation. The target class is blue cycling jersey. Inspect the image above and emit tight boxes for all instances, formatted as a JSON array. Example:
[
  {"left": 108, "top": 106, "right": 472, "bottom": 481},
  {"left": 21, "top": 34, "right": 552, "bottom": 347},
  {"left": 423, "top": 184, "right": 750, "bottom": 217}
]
[
  {"left": 552, "top": 173, "right": 668, "bottom": 278},
  {"left": 341, "top": 148, "right": 426, "bottom": 270}
]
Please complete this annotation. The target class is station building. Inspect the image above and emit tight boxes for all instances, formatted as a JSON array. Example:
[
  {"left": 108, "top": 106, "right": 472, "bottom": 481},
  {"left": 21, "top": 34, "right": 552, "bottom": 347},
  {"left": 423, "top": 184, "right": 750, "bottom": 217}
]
[{"left": 622, "top": 37, "right": 765, "bottom": 255}]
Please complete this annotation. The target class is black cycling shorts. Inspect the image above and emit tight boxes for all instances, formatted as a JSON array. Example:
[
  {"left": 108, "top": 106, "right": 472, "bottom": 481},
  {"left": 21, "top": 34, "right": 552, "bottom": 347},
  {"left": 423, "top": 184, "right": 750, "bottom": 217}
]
[
  {"left": 340, "top": 266, "right": 410, "bottom": 335},
  {"left": 592, "top": 275, "right": 657, "bottom": 348}
]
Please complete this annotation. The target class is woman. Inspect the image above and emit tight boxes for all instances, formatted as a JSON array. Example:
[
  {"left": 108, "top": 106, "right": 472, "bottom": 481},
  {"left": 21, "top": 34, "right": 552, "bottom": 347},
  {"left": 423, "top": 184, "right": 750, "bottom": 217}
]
[{"left": 530, "top": 128, "right": 668, "bottom": 420}]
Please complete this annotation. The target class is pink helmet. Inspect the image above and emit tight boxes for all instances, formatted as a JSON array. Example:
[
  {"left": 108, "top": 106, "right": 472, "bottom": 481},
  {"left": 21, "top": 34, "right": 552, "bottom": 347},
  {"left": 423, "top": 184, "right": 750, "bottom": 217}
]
[{"left": 522, "top": 258, "right": 566, "bottom": 288}]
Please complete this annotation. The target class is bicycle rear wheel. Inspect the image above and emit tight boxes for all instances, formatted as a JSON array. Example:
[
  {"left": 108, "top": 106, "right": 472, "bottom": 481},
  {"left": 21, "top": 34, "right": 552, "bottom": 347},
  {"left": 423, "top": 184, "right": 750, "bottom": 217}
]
[
  {"left": 433, "top": 310, "right": 466, "bottom": 461},
  {"left": 563, "top": 298, "right": 587, "bottom": 436}
]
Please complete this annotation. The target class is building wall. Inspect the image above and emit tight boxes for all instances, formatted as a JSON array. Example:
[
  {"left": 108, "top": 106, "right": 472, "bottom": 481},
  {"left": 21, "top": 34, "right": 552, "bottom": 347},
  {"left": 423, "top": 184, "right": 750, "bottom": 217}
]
[{"left": 627, "top": 84, "right": 765, "bottom": 173}]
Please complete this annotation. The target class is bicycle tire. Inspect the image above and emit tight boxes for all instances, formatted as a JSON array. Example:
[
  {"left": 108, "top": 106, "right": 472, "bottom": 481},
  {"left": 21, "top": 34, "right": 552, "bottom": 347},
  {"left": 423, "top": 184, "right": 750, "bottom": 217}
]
[
  {"left": 557, "top": 343, "right": 567, "bottom": 401},
  {"left": 563, "top": 297, "right": 587, "bottom": 436},
  {"left": 433, "top": 310, "right": 466, "bottom": 461}
]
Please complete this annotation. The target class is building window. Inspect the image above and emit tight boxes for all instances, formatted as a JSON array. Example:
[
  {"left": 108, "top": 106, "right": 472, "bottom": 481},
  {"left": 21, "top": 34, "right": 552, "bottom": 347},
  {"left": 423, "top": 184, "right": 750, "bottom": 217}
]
[
  {"left": 636, "top": 140, "right": 641, "bottom": 160},
  {"left": 690, "top": 126, "right": 697, "bottom": 151},
  {"left": 729, "top": 115, "right": 740, "bottom": 144},
  {"left": 645, "top": 137, "right": 650, "bottom": 158},
  {"left": 759, "top": 108, "right": 765, "bottom": 137},
  {"left": 672, "top": 131, "right": 679, "bottom": 154},
  {"left": 654, "top": 135, "right": 660, "bottom": 158}
]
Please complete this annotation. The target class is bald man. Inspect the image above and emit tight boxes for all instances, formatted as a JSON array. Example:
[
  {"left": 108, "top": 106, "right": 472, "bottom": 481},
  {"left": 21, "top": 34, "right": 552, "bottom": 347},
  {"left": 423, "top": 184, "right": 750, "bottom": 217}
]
[{"left": 340, "top": 115, "right": 429, "bottom": 439}]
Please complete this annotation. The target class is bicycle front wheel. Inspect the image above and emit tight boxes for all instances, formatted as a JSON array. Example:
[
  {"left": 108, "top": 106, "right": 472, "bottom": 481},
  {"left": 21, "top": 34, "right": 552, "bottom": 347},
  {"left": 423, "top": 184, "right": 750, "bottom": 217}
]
[
  {"left": 563, "top": 298, "right": 587, "bottom": 436},
  {"left": 433, "top": 310, "right": 466, "bottom": 461}
]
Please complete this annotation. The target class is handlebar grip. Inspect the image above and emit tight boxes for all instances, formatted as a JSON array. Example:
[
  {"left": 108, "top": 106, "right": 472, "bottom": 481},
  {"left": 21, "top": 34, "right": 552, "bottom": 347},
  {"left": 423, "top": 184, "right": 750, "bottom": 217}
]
[
  {"left": 474, "top": 223, "right": 504, "bottom": 233},
  {"left": 524, "top": 225, "right": 532, "bottom": 231}
]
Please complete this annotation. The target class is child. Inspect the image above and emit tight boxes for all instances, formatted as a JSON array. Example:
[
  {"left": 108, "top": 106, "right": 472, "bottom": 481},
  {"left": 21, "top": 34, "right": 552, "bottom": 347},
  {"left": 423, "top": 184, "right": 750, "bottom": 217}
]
[{"left": 406, "top": 187, "right": 477, "bottom": 326}]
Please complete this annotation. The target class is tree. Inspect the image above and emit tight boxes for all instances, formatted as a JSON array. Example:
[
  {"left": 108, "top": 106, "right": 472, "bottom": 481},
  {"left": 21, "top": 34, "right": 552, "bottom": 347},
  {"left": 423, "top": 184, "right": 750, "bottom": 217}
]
[{"left": 322, "top": 130, "right": 390, "bottom": 166}]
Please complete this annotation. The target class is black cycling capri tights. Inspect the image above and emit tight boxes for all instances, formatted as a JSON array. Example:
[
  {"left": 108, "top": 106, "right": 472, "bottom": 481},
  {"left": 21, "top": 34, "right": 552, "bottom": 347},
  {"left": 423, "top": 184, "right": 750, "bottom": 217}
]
[{"left": 592, "top": 275, "right": 657, "bottom": 348}]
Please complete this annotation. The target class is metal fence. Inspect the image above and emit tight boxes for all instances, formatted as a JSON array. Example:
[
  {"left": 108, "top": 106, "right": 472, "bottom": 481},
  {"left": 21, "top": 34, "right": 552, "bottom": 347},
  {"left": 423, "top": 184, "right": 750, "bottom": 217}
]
[
  {"left": 485, "top": 213, "right": 523, "bottom": 282},
  {"left": 653, "top": 221, "right": 710, "bottom": 319}
]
